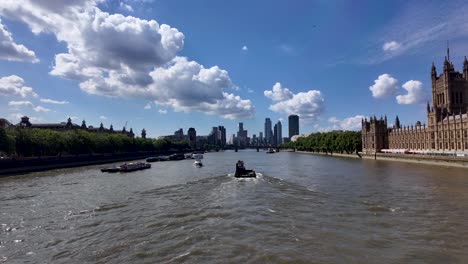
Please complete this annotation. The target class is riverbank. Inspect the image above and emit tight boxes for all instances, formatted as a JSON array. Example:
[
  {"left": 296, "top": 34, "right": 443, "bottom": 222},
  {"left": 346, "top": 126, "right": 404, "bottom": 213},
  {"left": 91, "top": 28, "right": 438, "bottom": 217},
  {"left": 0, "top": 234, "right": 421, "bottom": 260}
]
[
  {"left": 295, "top": 151, "right": 468, "bottom": 168},
  {"left": 0, "top": 152, "right": 162, "bottom": 177}
]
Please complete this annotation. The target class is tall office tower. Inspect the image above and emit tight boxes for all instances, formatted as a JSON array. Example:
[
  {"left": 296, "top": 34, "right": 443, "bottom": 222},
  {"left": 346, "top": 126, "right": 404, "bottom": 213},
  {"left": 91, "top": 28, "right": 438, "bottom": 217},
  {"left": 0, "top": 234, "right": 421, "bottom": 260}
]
[
  {"left": 237, "top": 122, "right": 247, "bottom": 147},
  {"left": 218, "top": 126, "right": 226, "bottom": 146},
  {"left": 208, "top": 127, "right": 219, "bottom": 145},
  {"left": 288, "top": 115, "right": 299, "bottom": 139},
  {"left": 188, "top": 127, "right": 196, "bottom": 148},
  {"left": 276, "top": 120, "right": 282, "bottom": 145},
  {"left": 265, "top": 118, "right": 272, "bottom": 144},
  {"left": 259, "top": 132, "right": 263, "bottom": 145},
  {"left": 273, "top": 123, "right": 277, "bottom": 146},
  {"left": 174, "top": 128, "right": 184, "bottom": 140}
]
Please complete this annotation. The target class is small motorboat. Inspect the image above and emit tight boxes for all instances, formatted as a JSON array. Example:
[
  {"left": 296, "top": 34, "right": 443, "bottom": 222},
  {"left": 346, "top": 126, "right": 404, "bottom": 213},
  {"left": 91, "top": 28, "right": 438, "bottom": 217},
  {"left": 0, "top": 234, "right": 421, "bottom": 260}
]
[
  {"left": 191, "top": 153, "right": 204, "bottom": 160},
  {"left": 266, "top": 148, "right": 275, "bottom": 154},
  {"left": 234, "top": 160, "right": 256, "bottom": 178},
  {"left": 193, "top": 160, "right": 203, "bottom": 167}
]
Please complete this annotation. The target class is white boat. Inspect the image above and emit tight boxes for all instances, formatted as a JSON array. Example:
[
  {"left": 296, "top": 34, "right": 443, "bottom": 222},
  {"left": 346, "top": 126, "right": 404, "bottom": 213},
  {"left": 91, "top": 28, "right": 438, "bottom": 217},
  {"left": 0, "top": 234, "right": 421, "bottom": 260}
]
[
  {"left": 192, "top": 153, "right": 204, "bottom": 159},
  {"left": 194, "top": 160, "right": 203, "bottom": 167}
]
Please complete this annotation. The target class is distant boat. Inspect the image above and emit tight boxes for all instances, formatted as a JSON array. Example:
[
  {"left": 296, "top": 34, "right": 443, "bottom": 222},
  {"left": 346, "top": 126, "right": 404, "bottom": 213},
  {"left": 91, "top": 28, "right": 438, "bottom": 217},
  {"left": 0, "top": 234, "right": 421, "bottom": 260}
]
[
  {"left": 119, "top": 162, "right": 151, "bottom": 172},
  {"left": 146, "top": 156, "right": 169, "bottom": 162},
  {"left": 193, "top": 160, "right": 203, "bottom": 167},
  {"left": 234, "top": 160, "right": 256, "bottom": 178},
  {"left": 191, "top": 153, "right": 204, "bottom": 159},
  {"left": 101, "top": 165, "right": 120, "bottom": 173},
  {"left": 266, "top": 148, "right": 275, "bottom": 154},
  {"left": 169, "top": 153, "right": 185, "bottom": 160}
]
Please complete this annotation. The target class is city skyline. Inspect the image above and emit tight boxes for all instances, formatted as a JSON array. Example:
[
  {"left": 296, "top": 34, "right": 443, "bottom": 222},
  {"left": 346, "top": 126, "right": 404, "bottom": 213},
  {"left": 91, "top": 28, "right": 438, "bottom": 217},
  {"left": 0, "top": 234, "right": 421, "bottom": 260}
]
[{"left": 1, "top": 1, "right": 468, "bottom": 137}]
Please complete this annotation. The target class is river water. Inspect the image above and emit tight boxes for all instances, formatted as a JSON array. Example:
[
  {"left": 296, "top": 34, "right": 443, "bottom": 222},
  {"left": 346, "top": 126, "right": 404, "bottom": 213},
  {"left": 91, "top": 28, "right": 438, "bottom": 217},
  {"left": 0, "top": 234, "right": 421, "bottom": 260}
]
[{"left": 1, "top": 150, "right": 468, "bottom": 263}]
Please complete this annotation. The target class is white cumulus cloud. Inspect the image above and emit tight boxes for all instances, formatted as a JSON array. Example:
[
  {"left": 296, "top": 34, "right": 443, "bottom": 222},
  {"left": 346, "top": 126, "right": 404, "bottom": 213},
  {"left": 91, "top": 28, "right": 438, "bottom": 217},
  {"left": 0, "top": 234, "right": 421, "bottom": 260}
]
[
  {"left": 144, "top": 102, "right": 152, "bottom": 110},
  {"left": 0, "top": 19, "right": 38, "bottom": 63},
  {"left": 264, "top": 83, "right": 324, "bottom": 119},
  {"left": 264, "top": 82, "right": 293, "bottom": 102},
  {"left": 396, "top": 80, "right": 427, "bottom": 104},
  {"left": 369, "top": 74, "right": 398, "bottom": 98},
  {"left": 242, "top": 45, "right": 248, "bottom": 51},
  {"left": 327, "top": 115, "right": 365, "bottom": 131},
  {"left": 8, "top": 100, "right": 33, "bottom": 107},
  {"left": 40, "top": 98, "right": 69, "bottom": 104},
  {"left": 382, "top": 41, "right": 401, "bottom": 52},
  {"left": 0, "top": 75, "right": 37, "bottom": 97},
  {"left": 0, "top": 0, "right": 254, "bottom": 119},
  {"left": 99, "top": 115, "right": 107, "bottom": 120},
  {"left": 144, "top": 57, "right": 254, "bottom": 119},
  {"left": 8, "top": 100, "right": 51, "bottom": 112},
  {"left": 33, "top": 105, "right": 51, "bottom": 112},
  {"left": 158, "top": 109, "right": 167, "bottom": 114}
]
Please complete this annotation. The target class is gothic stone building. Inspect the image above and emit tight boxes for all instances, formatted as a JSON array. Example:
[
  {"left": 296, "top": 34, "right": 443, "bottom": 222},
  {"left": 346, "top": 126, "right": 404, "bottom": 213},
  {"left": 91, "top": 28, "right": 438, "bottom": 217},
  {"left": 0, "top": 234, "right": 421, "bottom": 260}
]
[{"left": 362, "top": 52, "right": 468, "bottom": 154}]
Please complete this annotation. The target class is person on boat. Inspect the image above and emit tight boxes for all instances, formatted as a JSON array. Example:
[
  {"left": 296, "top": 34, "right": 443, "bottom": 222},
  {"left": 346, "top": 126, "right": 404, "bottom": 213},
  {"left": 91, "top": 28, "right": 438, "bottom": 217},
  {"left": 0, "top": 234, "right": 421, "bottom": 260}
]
[{"left": 236, "top": 160, "right": 246, "bottom": 174}]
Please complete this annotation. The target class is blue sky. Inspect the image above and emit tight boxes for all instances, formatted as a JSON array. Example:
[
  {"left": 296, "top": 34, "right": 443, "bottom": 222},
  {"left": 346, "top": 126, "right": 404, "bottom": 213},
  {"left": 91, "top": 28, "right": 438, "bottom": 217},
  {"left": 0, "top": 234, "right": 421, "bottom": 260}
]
[{"left": 1, "top": 0, "right": 468, "bottom": 138}]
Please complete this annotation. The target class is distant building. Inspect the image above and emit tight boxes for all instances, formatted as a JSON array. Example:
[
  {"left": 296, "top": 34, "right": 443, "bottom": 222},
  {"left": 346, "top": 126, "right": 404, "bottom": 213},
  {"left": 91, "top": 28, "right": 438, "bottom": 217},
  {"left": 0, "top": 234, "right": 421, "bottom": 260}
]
[
  {"left": 363, "top": 49, "right": 468, "bottom": 153},
  {"left": 196, "top": 135, "right": 208, "bottom": 147},
  {"left": 188, "top": 127, "right": 196, "bottom": 148},
  {"left": 259, "top": 132, "right": 263, "bottom": 145},
  {"left": 174, "top": 128, "right": 184, "bottom": 140},
  {"left": 10, "top": 116, "right": 135, "bottom": 137},
  {"left": 229, "top": 134, "right": 236, "bottom": 145},
  {"left": 288, "top": 115, "right": 299, "bottom": 139},
  {"left": 208, "top": 126, "right": 219, "bottom": 145},
  {"left": 264, "top": 118, "right": 272, "bottom": 145},
  {"left": 0, "top": 118, "right": 12, "bottom": 129},
  {"left": 218, "top": 126, "right": 226, "bottom": 146},
  {"left": 237, "top": 122, "right": 248, "bottom": 147},
  {"left": 273, "top": 123, "right": 277, "bottom": 146},
  {"left": 276, "top": 120, "right": 282, "bottom": 145}
]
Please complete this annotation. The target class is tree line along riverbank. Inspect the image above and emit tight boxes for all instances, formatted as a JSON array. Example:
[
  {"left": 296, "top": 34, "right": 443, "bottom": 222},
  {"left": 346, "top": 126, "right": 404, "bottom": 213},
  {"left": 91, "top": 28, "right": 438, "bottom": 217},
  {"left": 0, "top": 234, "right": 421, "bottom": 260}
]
[
  {"left": 284, "top": 131, "right": 362, "bottom": 154},
  {"left": 0, "top": 127, "right": 189, "bottom": 158},
  {"left": 0, "top": 127, "right": 195, "bottom": 176}
]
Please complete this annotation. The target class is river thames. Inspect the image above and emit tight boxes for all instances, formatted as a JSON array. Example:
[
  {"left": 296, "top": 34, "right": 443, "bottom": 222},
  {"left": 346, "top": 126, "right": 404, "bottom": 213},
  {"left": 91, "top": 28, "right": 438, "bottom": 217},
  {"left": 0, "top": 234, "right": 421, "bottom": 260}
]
[{"left": 1, "top": 150, "right": 468, "bottom": 263}]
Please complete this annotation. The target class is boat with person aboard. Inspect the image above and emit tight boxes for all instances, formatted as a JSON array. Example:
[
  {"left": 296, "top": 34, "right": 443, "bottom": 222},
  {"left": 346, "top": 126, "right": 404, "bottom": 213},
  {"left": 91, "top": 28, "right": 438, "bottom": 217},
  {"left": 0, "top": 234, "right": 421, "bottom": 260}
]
[
  {"left": 193, "top": 160, "right": 203, "bottom": 167},
  {"left": 234, "top": 160, "right": 256, "bottom": 178},
  {"left": 266, "top": 148, "right": 275, "bottom": 154}
]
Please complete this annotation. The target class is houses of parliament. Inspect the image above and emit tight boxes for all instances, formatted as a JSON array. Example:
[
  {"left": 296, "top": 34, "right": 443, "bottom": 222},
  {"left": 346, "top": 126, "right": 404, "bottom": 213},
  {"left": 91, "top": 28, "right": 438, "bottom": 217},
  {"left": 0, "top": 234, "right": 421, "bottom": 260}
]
[{"left": 362, "top": 49, "right": 468, "bottom": 154}]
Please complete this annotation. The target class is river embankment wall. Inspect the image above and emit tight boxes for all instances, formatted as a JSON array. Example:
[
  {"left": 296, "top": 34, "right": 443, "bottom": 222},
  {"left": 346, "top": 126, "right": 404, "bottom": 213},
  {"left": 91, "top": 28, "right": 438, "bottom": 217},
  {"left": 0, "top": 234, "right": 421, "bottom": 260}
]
[
  {"left": 294, "top": 151, "right": 468, "bottom": 168},
  {"left": 0, "top": 152, "right": 165, "bottom": 177}
]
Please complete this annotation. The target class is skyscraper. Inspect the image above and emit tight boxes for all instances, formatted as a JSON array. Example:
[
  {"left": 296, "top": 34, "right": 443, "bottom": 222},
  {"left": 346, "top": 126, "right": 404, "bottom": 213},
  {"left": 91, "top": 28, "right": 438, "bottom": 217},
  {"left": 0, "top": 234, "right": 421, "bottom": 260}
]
[
  {"left": 276, "top": 120, "right": 282, "bottom": 145},
  {"left": 188, "top": 127, "right": 196, "bottom": 148},
  {"left": 218, "top": 126, "right": 226, "bottom": 146},
  {"left": 273, "top": 123, "right": 277, "bottom": 146},
  {"left": 265, "top": 118, "right": 272, "bottom": 144},
  {"left": 288, "top": 115, "right": 299, "bottom": 139},
  {"left": 237, "top": 122, "right": 247, "bottom": 147}
]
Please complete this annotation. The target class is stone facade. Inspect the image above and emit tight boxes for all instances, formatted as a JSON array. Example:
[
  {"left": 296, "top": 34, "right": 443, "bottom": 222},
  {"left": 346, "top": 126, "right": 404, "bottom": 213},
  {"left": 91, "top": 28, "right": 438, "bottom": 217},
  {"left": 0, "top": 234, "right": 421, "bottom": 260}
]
[
  {"left": 12, "top": 116, "right": 136, "bottom": 137},
  {"left": 362, "top": 51, "right": 468, "bottom": 154}
]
